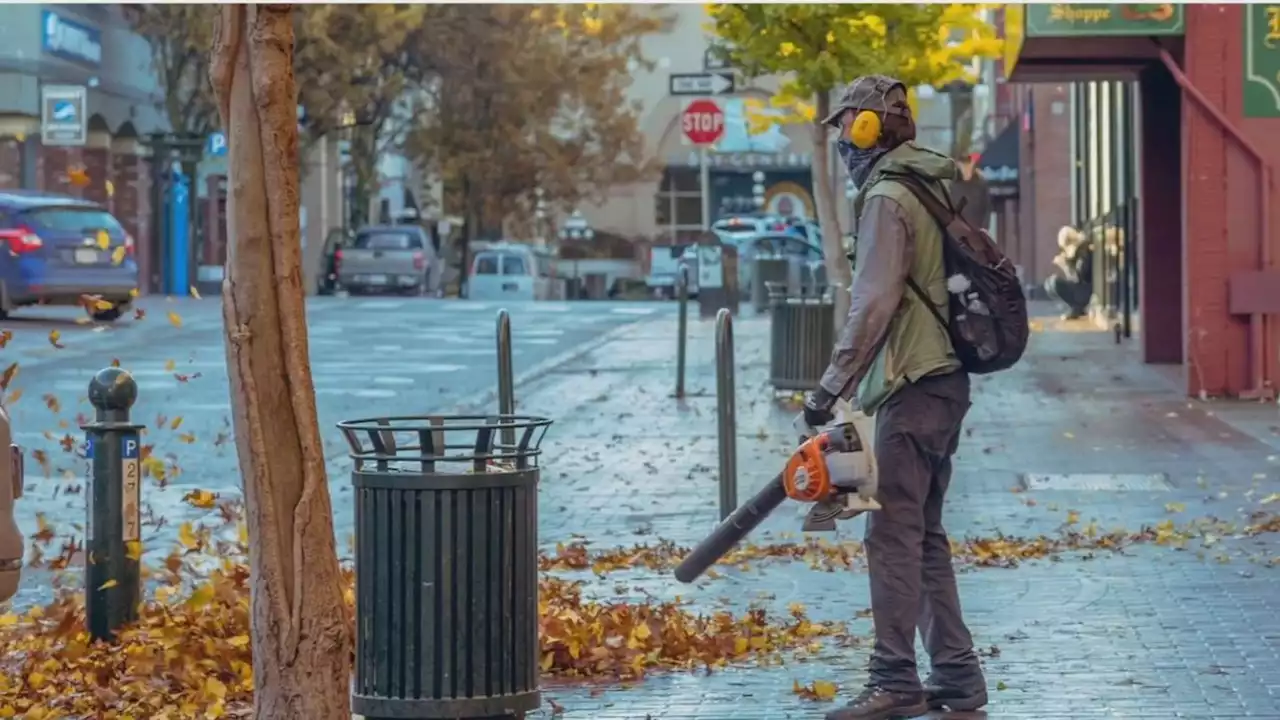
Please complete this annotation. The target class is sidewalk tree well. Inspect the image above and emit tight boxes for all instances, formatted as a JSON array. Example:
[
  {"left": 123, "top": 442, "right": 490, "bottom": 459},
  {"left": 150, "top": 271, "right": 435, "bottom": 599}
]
[
  {"left": 209, "top": 6, "right": 351, "bottom": 720},
  {"left": 402, "top": 3, "right": 670, "bottom": 276},
  {"left": 706, "top": 4, "right": 1001, "bottom": 324}
]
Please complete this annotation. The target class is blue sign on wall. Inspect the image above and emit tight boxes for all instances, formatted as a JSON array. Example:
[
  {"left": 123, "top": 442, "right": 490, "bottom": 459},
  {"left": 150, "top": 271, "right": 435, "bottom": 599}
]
[{"left": 42, "top": 10, "right": 103, "bottom": 67}]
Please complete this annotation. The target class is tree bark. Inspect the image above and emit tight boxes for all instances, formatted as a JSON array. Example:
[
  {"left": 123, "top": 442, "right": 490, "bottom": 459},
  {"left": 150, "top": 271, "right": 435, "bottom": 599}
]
[
  {"left": 209, "top": 6, "right": 352, "bottom": 720},
  {"left": 811, "top": 92, "right": 853, "bottom": 327}
]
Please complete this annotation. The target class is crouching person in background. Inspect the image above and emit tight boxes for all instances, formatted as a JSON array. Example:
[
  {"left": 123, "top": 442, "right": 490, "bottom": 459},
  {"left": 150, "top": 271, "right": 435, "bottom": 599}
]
[{"left": 1045, "top": 226, "right": 1094, "bottom": 320}]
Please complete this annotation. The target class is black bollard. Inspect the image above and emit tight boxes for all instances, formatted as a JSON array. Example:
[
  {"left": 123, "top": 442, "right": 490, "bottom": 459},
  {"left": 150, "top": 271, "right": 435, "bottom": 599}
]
[
  {"left": 675, "top": 265, "right": 688, "bottom": 399},
  {"left": 81, "top": 367, "right": 143, "bottom": 643}
]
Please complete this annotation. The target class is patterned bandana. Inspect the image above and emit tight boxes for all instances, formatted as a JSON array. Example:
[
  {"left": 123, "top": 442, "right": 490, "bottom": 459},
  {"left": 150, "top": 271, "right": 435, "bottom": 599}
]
[{"left": 838, "top": 139, "right": 890, "bottom": 189}]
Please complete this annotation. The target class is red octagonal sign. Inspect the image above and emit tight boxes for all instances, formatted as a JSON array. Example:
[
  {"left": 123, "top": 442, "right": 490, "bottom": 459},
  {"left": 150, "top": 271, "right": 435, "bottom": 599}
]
[{"left": 682, "top": 98, "right": 725, "bottom": 146}]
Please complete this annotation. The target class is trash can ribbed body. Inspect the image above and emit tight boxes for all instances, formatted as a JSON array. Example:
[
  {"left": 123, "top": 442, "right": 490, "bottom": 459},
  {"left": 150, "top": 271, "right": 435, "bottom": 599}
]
[
  {"left": 769, "top": 296, "right": 835, "bottom": 392},
  {"left": 339, "top": 415, "right": 552, "bottom": 720}
]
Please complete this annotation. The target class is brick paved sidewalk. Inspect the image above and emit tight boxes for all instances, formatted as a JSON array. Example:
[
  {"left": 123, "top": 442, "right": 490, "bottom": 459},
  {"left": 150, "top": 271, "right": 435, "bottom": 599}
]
[{"left": 516, "top": 306, "right": 1280, "bottom": 719}]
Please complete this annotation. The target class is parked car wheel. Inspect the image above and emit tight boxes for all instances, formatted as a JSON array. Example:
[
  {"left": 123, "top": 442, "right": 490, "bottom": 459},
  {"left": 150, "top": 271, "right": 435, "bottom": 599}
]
[{"left": 90, "top": 304, "right": 127, "bottom": 323}]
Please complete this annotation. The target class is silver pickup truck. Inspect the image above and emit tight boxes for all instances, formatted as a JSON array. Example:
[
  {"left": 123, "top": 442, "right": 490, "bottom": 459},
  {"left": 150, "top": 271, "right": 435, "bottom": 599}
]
[{"left": 337, "top": 225, "right": 441, "bottom": 296}]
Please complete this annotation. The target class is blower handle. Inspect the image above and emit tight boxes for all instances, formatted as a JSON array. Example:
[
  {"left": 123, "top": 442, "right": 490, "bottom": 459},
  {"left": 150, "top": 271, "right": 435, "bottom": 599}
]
[{"left": 673, "top": 473, "right": 788, "bottom": 583}]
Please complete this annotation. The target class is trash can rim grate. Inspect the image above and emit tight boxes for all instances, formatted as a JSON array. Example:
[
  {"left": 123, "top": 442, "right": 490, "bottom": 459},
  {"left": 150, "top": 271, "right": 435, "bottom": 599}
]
[{"left": 337, "top": 414, "right": 553, "bottom": 472}]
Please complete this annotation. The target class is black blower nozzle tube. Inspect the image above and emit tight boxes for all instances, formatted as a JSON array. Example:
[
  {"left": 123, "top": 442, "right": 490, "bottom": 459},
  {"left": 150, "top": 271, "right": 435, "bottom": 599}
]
[{"left": 674, "top": 473, "right": 788, "bottom": 583}]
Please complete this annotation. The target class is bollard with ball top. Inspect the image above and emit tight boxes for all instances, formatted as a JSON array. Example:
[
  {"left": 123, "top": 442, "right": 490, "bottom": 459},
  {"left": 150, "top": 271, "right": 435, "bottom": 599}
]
[{"left": 81, "top": 367, "right": 144, "bottom": 642}]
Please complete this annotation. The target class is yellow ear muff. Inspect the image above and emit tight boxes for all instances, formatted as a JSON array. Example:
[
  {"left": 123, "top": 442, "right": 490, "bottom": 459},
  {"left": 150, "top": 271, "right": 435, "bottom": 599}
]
[{"left": 848, "top": 110, "right": 882, "bottom": 150}]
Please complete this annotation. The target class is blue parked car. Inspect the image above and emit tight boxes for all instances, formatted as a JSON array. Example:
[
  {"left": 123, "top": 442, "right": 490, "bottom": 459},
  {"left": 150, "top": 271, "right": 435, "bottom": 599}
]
[{"left": 0, "top": 191, "right": 138, "bottom": 322}]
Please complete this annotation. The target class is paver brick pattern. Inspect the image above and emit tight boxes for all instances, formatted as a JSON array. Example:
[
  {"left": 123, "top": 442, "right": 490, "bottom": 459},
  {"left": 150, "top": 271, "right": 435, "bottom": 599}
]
[{"left": 517, "top": 309, "right": 1280, "bottom": 719}]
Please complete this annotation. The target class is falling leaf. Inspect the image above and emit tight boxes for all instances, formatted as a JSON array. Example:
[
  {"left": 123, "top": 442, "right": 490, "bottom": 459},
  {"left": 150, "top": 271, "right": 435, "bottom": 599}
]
[
  {"left": 190, "top": 287, "right": 202, "bottom": 300},
  {"left": 48, "top": 330, "right": 64, "bottom": 349},
  {"left": 0, "top": 330, "right": 11, "bottom": 349},
  {"left": 0, "top": 363, "right": 16, "bottom": 391},
  {"left": 105, "top": 179, "right": 115, "bottom": 197},
  {"left": 3, "top": 389, "right": 21, "bottom": 405},
  {"left": 170, "top": 416, "right": 184, "bottom": 430},
  {"left": 164, "top": 359, "right": 176, "bottom": 372},
  {"left": 95, "top": 230, "right": 110, "bottom": 250},
  {"left": 134, "top": 307, "right": 146, "bottom": 321},
  {"left": 167, "top": 311, "right": 183, "bottom": 327},
  {"left": 111, "top": 246, "right": 126, "bottom": 265},
  {"left": 42, "top": 394, "right": 60, "bottom": 413},
  {"left": 183, "top": 489, "right": 216, "bottom": 508},
  {"left": 177, "top": 522, "right": 200, "bottom": 550},
  {"left": 97, "top": 579, "right": 119, "bottom": 591}
]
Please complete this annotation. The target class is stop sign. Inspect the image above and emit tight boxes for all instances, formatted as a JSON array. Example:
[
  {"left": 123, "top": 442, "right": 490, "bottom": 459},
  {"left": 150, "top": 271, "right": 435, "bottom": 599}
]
[{"left": 682, "top": 99, "right": 725, "bottom": 146}]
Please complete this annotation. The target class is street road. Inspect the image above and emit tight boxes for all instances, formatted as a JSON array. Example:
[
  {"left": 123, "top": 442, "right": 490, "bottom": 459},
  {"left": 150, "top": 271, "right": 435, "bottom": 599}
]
[{"left": 2, "top": 295, "right": 671, "bottom": 606}]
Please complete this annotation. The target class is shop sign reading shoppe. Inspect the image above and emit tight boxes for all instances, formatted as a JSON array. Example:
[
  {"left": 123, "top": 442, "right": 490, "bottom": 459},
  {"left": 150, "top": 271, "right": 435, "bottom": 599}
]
[{"left": 1244, "top": 5, "right": 1280, "bottom": 118}]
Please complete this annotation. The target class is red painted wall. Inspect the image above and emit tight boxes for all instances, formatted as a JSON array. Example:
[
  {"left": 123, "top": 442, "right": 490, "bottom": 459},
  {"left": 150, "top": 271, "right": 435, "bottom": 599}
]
[{"left": 1181, "top": 4, "right": 1280, "bottom": 397}]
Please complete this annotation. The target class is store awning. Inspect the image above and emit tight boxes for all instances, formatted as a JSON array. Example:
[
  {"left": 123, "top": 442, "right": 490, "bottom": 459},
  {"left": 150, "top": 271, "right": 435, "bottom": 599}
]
[{"left": 978, "top": 122, "right": 1020, "bottom": 200}]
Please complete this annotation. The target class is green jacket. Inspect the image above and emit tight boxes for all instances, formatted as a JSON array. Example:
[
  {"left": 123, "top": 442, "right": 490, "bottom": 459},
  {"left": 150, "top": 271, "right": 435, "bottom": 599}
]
[{"left": 817, "top": 142, "right": 961, "bottom": 414}]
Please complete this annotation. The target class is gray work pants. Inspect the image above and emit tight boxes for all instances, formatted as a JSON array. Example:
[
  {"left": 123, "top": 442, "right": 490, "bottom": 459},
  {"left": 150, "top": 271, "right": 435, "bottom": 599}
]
[{"left": 865, "top": 370, "right": 984, "bottom": 693}]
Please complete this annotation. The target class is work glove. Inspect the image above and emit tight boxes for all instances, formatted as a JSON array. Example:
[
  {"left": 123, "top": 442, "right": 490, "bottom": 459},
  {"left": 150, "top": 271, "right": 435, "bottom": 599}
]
[{"left": 802, "top": 387, "right": 836, "bottom": 429}]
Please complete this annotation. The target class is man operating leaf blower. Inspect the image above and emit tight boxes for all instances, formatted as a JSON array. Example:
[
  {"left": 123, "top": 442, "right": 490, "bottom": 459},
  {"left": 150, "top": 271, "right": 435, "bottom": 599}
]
[
  {"left": 675, "top": 74, "right": 1028, "bottom": 720},
  {"left": 803, "top": 75, "right": 1028, "bottom": 720}
]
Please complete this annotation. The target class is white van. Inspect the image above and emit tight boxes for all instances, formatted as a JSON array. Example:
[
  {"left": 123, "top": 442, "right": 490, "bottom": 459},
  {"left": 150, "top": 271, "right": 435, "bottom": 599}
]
[{"left": 467, "top": 243, "right": 558, "bottom": 301}]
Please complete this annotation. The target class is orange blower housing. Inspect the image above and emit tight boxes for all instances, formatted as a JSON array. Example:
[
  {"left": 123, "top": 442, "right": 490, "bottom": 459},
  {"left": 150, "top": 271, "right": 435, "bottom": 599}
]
[{"left": 783, "top": 431, "right": 834, "bottom": 502}]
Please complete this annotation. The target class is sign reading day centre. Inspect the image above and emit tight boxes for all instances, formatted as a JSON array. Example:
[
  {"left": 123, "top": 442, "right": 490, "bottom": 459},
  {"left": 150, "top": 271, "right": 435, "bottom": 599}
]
[
  {"left": 1244, "top": 5, "right": 1280, "bottom": 118},
  {"left": 1024, "top": 4, "right": 1185, "bottom": 37}
]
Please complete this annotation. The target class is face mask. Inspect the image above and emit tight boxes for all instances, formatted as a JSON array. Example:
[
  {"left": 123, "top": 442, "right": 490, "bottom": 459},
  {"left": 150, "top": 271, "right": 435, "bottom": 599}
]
[{"left": 837, "top": 138, "right": 889, "bottom": 189}]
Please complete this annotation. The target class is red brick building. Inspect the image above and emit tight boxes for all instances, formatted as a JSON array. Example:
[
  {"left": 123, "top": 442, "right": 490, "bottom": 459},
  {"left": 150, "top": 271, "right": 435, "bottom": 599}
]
[{"left": 1006, "top": 3, "right": 1280, "bottom": 400}]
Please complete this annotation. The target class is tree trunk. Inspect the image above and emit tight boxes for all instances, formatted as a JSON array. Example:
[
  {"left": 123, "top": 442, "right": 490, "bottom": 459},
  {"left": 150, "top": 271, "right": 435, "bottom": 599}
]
[
  {"left": 209, "top": 7, "right": 351, "bottom": 720},
  {"left": 811, "top": 92, "right": 853, "bottom": 327}
]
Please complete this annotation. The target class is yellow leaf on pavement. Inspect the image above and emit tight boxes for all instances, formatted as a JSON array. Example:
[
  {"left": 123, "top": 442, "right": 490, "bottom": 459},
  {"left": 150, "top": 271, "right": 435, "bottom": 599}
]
[{"left": 167, "top": 311, "right": 182, "bottom": 327}]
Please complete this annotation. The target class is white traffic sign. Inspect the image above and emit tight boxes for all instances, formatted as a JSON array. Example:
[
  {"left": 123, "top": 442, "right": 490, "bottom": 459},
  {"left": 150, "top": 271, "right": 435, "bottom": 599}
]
[{"left": 669, "top": 72, "right": 735, "bottom": 96}]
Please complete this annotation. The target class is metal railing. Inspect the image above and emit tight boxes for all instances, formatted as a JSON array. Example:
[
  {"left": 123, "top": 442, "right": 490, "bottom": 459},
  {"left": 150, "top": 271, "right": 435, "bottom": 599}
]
[{"left": 1081, "top": 198, "right": 1139, "bottom": 341}]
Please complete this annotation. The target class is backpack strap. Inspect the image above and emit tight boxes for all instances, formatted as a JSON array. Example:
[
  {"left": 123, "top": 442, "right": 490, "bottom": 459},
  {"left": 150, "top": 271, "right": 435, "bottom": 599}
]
[{"left": 880, "top": 171, "right": 957, "bottom": 330}]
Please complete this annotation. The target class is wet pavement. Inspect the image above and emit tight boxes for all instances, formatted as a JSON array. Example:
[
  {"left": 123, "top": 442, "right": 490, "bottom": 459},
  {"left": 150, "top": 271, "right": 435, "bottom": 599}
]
[
  {"left": 10, "top": 297, "right": 1280, "bottom": 719},
  {"left": 2, "top": 295, "right": 669, "bottom": 605},
  {"left": 513, "top": 308, "right": 1280, "bottom": 719}
]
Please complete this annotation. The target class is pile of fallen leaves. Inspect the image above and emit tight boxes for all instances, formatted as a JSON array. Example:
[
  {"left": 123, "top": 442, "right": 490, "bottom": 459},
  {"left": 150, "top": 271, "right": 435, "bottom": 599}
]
[{"left": 0, "top": 523, "right": 847, "bottom": 718}]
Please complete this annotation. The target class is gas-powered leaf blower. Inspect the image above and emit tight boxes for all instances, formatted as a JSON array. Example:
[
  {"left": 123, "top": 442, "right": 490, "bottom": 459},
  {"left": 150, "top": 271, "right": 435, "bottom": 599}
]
[{"left": 674, "top": 404, "right": 880, "bottom": 584}]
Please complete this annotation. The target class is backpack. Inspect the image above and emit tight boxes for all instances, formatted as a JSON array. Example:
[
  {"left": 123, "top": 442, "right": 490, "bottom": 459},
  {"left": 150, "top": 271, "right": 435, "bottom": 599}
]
[{"left": 881, "top": 170, "right": 1029, "bottom": 375}]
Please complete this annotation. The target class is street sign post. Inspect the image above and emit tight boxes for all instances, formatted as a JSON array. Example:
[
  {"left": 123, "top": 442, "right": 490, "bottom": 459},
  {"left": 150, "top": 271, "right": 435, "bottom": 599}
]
[
  {"left": 669, "top": 72, "right": 735, "bottom": 96},
  {"left": 682, "top": 99, "right": 725, "bottom": 231},
  {"left": 41, "top": 84, "right": 87, "bottom": 147}
]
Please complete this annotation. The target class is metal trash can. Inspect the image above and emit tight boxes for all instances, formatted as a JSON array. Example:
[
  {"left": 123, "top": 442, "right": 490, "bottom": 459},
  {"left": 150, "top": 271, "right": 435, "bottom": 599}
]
[
  {"left": 752, "top": 257, "right": 790, "bottom": 312},
  {"left": 768, "top": 291, "right": 836, "bottom": 392},
  {"left": 338, "top": 414, "right": 553, "bottom": 720}
]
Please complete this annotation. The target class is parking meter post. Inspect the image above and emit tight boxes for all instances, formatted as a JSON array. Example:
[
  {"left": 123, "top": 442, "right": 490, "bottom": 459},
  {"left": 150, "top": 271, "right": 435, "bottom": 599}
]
[
  {"left": 676, "top": 266, "right": 688, "bottom": 399},
  {"left": 715, "top": 309, "right": 737, "bottom": 521},
  {"left": 496, "top": 309, "right": 516, "bottom": 448},
  {"left": 81, "top": 367, "right": 143, "bottom": 643}
]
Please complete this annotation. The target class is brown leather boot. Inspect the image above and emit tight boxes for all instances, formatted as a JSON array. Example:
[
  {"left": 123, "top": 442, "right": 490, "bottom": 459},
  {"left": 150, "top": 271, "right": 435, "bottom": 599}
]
[{"left": 824, "top": 686, "right": 929, "bottom": 720}]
